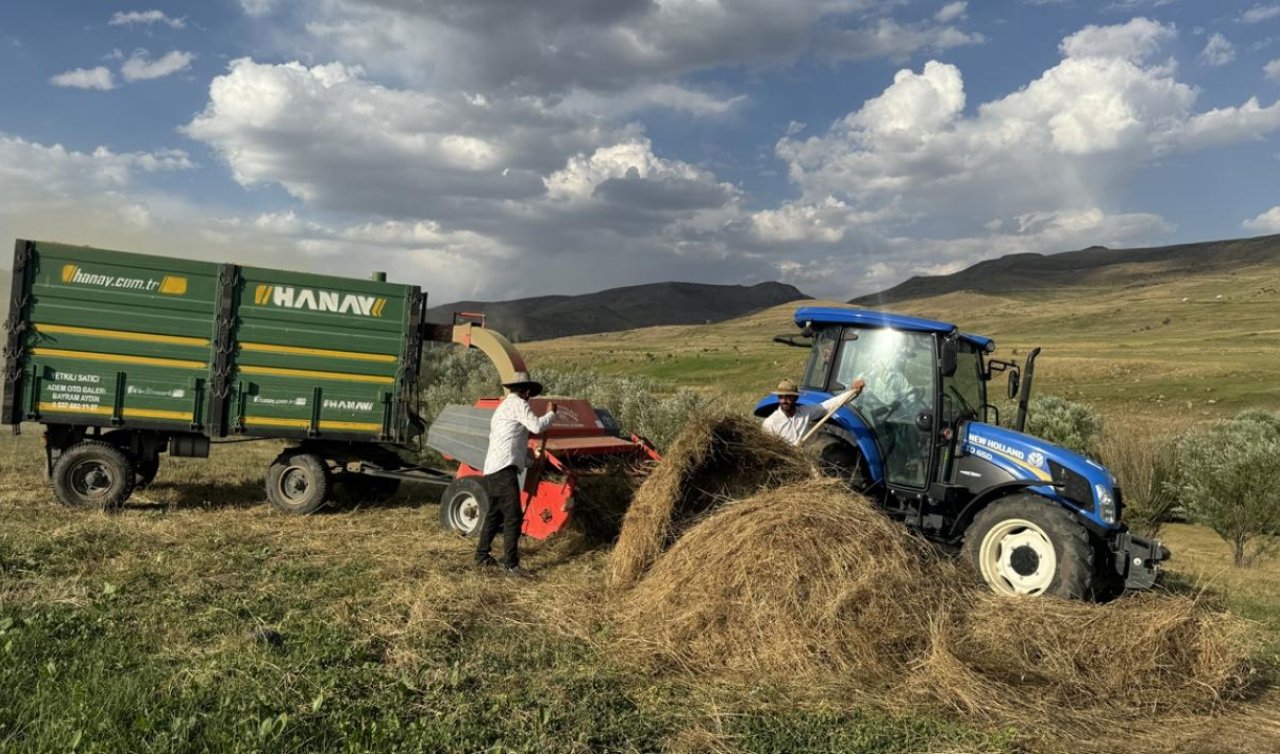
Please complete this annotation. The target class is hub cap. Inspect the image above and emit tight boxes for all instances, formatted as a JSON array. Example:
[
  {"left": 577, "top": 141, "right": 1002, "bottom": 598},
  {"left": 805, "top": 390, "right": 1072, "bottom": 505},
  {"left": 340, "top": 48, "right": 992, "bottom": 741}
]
[
  {"left": 451, "top": 493, "right": 480, "bottom": 534},
  {"left": 278, "top": 466, "right": 311, "bottom": 502},
  {"left": 69, "top": 460, "right": 114, "bottom": 502},
  {"left": 978, "top": 518, "right": 1057, "bottom": 596}
]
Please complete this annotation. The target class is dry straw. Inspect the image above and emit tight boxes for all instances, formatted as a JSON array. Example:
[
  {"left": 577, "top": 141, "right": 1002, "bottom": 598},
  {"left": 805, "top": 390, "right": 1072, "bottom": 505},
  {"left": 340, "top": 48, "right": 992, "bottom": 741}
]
[
  {"left": 608, "top": 417, "right": 1267, "bottom": 748},
  {"left": 604, "top": 415, "right": 812, "bottom": 590}
]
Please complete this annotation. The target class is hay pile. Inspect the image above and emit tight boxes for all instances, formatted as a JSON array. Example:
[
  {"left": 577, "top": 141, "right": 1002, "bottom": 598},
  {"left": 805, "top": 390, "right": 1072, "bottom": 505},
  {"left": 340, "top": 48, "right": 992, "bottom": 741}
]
[
  {"left": 614, "top": 477, "right": 937, "bottom": 681},
  {"left": 607, "top": 416, "right": 1264, "bottom": 742},
  {"left": 605, "top": 415, "right": 811, "bottom": 590}
]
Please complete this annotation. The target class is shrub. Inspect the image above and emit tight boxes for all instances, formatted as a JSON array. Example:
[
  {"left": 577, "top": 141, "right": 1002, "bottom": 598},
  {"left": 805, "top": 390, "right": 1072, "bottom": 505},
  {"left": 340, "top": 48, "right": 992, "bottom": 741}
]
[
  {"left": 1020, "top": 395, "right": 1104, "bottom": 456},
  {"left": 1171, "top": 413, "right": 1280, "bottom": 567},
  {"left": 1095, "top": 424, "right": 1179, "bottom": 538},
  {"left": 415, "top": 346, "right": 703, "bottom": 451}
]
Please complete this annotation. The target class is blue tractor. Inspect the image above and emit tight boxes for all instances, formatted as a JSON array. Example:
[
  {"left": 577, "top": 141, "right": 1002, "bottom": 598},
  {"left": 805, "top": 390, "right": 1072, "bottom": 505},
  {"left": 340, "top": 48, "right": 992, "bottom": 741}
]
[{"left": 756, "top": 306, "right": 1169, "bottom": 599}]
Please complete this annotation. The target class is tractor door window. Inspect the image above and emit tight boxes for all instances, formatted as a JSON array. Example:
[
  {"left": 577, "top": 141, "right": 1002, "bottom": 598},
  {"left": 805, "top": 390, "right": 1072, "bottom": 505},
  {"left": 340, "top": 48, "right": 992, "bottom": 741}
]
[
  {"left": 802, "top": 327, "right": 839, "bottom": 390},
  {"left": 833, "top": 329, "right": 936, "bottom": 489},
  {"left": 941, "top": 343, "right": 984, "bottom": 424}
]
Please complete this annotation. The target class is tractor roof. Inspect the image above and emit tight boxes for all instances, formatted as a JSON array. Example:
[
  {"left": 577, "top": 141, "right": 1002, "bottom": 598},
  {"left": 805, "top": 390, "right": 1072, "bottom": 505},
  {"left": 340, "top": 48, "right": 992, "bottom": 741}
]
[{"left": 794, "top": 306, "right": 995, "bottom": 352}]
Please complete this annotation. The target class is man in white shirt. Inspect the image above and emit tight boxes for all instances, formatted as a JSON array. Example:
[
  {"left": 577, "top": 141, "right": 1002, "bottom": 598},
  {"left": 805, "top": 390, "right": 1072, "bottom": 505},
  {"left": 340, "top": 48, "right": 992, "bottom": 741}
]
[
  {"left": 476, "top": 371, "right": 558, "bottom": 577},
  {"left": 762, "top": 378, "right": 865, "bottom": 446}
]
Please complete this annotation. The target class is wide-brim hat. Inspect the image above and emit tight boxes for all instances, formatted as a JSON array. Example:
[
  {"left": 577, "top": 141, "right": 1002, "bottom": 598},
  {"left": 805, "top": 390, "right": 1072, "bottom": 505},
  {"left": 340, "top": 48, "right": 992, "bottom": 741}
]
[
  {"left": 772, "top": 378, "right": 800, "bottom": 397},
  {"left": 502, "top": 371, "right": 544, "bottom": 397}
]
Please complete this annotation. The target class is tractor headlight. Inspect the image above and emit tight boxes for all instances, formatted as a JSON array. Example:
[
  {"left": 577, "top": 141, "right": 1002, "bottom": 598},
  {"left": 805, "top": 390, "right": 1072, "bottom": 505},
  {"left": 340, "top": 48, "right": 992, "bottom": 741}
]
[{"left": 1095, "top": 483, "right": 1116, "bottom": 524}]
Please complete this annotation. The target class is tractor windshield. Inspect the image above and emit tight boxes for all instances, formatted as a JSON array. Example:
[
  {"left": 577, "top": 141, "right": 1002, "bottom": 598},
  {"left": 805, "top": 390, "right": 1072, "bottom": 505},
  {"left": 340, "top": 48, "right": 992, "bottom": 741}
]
[{"left": 832, "top": 328, "right": 936, "bottom": 488}]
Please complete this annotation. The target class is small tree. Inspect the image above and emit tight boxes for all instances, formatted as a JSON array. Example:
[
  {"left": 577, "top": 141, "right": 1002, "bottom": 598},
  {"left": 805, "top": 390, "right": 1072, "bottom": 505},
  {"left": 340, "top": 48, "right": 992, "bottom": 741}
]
[
  {"left": 1022, "top": 395, "right": 1104, "bottom": 456},
  {"left": 1096, "top": 424, "right": 1179, "bottom": 538},
  {"left": 1172, "top": 414, "right": 1280, "bottom": 566}
]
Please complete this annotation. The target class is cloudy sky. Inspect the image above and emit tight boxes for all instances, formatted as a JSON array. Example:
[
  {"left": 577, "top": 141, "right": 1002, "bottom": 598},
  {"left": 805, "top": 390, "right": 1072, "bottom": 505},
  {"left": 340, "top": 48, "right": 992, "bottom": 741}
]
[{"left": 2, "top": 1, "right": 1280, "bottom": 302}]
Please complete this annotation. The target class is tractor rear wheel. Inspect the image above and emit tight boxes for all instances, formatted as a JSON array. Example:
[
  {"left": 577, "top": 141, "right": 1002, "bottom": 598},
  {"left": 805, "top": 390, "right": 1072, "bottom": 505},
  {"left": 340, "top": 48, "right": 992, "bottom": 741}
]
[
  {"left": 961, "top": 494, "right": 1093, "bottom": 599},
  {"left": 439, "top": 477, "right": 489, "bottom": 536},
  {"left": 807, "top": 434, "right": 871, "bottom": 491},
  {"left": 265, "top": 452, "right": 331, "bottom": 515},
  {"left": 51, "top": 441, "right": 136, "bottom": 510}
]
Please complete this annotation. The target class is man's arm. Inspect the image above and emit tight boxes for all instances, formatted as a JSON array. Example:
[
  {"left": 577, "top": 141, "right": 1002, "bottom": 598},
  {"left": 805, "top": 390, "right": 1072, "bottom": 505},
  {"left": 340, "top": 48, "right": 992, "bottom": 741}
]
[
  {"left": 514, "top": 400, "right": 558, "bottom": 434},
  {"left": 817, "top": 378, "right": 866, "bottom": 413}
]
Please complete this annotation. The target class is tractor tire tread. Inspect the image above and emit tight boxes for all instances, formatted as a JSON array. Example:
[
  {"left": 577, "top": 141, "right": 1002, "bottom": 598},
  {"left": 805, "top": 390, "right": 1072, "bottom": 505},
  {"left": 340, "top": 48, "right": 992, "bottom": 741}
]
[{"left": 961, "top": 494, "right": 1093, "bottom": 600}]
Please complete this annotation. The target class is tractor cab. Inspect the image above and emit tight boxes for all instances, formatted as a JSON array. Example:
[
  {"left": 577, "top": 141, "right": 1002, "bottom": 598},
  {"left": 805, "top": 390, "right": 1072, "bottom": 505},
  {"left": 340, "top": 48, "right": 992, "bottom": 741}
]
[{"left": 757, "top": 306, "right": 1168, "bottom": 600}]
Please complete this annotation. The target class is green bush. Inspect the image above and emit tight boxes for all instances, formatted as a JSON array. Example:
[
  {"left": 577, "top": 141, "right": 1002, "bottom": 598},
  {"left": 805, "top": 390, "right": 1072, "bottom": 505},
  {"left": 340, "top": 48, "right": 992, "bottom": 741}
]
[
  {"left": 1021, "top": 395, "right": 1104, "bottom": 456},
  {"left": 416, "top": 346, "right": 703, "bottom": 451},
  {"left": 1171, "top": 412, "right": 1280, "bottom": 566},
  {"left": 1095, "top": 425, "right": 1179, "bottom": 538}
]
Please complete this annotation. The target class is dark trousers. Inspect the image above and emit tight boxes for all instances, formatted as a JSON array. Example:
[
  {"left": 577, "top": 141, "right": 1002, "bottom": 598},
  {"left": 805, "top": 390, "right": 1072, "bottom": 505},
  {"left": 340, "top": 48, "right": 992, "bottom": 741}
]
[{"left": 476, "top": 466, "right": 523, "bottom": 567}]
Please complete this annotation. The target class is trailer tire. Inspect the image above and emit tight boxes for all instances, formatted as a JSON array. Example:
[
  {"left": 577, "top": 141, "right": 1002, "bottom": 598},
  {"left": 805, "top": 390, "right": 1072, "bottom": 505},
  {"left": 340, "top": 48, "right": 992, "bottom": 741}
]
[
  {"left": 439, "top": 477, "right": 489, "bottom": 536},
  {"left": 961, "top": 494, "right": 1093, "bottom": 599},
  {"left": 51, "top": 441, "right": 136, "bottom": 510},
  {"left": 134, "top": 457, "right": 161, "bottom": 489},
  {"left": 265, "top": 452, "right": 331, "bottom": 515}
]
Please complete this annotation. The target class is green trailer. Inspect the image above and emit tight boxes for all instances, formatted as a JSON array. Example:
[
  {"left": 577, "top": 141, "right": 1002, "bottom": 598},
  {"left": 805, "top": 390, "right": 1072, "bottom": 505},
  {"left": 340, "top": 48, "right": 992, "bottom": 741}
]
[{"left": 1, "top": 238, "right": 453, "bottom": 512}]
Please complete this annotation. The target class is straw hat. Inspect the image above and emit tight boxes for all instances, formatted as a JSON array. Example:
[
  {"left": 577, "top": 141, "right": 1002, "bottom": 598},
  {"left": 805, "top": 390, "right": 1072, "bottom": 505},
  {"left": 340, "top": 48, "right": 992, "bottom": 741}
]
[
  {"left": 772, "top": 378, "right": 801, "bottom": 397},
  {"left": 502, "top": 371, "right": 544, "bottom": 397}
]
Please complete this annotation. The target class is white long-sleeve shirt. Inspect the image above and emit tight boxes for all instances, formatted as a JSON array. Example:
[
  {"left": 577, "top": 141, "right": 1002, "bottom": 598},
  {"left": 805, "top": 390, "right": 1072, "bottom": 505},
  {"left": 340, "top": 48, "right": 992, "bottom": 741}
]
[
  {"left": 762, "top": 392, "right": 854, "bottom": 446},
  {"left": 483, "top": 394, "right": 558, "bottom": 475}
]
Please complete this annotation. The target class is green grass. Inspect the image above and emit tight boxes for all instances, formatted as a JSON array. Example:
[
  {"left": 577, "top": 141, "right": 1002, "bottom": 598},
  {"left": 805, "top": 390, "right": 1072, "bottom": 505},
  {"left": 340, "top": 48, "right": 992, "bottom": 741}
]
[{"left": 0, "top": 431, "right": 1010, "bottom": 754}]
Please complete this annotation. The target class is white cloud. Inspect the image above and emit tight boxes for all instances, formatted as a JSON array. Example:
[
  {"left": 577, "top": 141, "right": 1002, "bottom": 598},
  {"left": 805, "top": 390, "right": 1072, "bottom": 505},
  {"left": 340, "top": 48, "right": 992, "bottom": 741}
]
[
  {"left": 1243, "top": 206, "right": 1280, "bottom": 233},
  {"left": 50, "top": 66, "right": 115, "bottom": 90},
  {"left": 1059, "top": 17, "right": 1176, "bottom": 63},
  {"left": 108, "top": 10, "right": 185, "bottom": 29},
  {"left": 1241, "top": 4, "right": 1280, "bottom": 23},
  {"left": 240, "top": 0, "right": 276, "bottom": 17},
  {"left": 1265, "top": 58, "right": 1280, "bottom": 80},
  {"left": 1199, "top": 33, "right": 1236, "bottom": 67},
  {"left": 1239, "top": 206, "right": 1280, "bottom": 231},
  {"left": 120, "top": 50, "right": 195, "bottom": 81},
  {"left": 935, "top": 2, "right": 967, "bottom": 23},
  {"left": 817, "top": 17, "right": 984, "bottom": 63}
]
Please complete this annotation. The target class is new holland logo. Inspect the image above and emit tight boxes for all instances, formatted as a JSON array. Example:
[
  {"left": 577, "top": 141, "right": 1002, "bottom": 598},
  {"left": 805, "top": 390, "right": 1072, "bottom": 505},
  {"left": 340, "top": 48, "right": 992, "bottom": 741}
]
[{"left": 254, "top": 284, "right": 387, "bottom": 318}]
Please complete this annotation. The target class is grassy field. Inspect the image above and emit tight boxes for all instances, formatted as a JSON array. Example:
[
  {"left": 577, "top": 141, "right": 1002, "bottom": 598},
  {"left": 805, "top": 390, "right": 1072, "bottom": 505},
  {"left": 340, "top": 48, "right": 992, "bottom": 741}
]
[
  {"left": 1, "top": 426, "right": 1278, "bottom": 753},
  {"left": 522, "top": 258, "right": 1280, "bottom": 418}
]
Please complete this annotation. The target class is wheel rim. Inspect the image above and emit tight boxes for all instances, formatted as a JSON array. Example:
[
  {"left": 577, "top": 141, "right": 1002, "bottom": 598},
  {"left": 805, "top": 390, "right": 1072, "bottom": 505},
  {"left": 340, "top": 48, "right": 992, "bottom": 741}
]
[
  {"left": 449, "top": 492, "right": 481, "bottom": 534},
  {"left": 978, "top": 518, "right": 1057, "bottom": 596},
  {"left": 69, "top": 459, "right": 115, "bottom": 502},
  {"left": 277, "top": 465, "right": 312, "bottom": 504}
]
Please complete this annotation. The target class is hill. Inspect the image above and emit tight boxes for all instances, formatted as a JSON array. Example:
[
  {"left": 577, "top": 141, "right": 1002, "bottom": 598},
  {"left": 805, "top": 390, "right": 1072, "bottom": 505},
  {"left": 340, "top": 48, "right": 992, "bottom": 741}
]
[
  {"left": 523, "top": 235, "right": 1280, "bottom": 418},
  {"left": 853, "top": 233, "right": 1280, "bottom": 306},
  {"left": 427, "top": 280, "right": 807, "bottom": 341}
]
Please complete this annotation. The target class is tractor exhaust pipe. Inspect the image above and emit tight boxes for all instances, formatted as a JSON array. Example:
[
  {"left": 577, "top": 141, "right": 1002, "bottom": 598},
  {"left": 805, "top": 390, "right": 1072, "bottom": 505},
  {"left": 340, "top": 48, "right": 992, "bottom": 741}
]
[{"left": 1014, "top": 347, "right": 1042, "bottom": 433}]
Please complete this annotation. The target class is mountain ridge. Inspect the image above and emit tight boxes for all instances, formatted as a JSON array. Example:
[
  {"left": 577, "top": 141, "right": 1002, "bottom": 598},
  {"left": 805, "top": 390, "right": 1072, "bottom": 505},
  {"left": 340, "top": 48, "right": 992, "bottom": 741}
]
[
  {"left": 852, "top": 233, "right": 1280, "bottom": 306},
  {"left": 427, "top": 280, "right": 808, "bottom": 342}
]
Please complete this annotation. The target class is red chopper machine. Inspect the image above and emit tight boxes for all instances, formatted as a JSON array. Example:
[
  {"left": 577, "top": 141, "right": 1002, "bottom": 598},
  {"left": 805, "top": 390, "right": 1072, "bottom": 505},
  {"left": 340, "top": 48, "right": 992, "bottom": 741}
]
[{"left": 424, "top": 315, "right": 661, "bottom": 539}]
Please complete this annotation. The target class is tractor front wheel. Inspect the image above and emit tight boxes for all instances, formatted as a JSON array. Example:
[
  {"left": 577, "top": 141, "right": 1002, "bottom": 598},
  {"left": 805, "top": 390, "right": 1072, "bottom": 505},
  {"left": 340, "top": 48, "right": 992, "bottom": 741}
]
[
  {"left": 439, "top": 477, "right": 489, "bottom": 536},
  {"left": 961, "top": 495, "right": 1093, "bottom": 599}
]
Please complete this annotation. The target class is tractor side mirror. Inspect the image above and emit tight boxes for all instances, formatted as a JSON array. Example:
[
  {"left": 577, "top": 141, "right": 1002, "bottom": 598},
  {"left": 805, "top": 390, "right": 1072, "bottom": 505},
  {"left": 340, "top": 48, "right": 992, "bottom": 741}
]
[
  {"left": 915, "top": 411, "right": 934, "bottom": 433},
  {"left": 940, "top": 336, "right": 958, "bottom": 377},
  {"left": 772, "top": 334, "right": 812, "bottom": 348},
  {"left": 1007, "top": 370, "right": 1021, "bottom": 400}
]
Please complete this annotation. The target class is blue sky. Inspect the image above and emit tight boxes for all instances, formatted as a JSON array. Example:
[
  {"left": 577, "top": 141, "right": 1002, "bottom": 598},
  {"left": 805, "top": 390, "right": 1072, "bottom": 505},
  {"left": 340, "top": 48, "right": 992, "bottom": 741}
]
[{"left": 2, "top": 1, "right": 1279, "bottom": 303}]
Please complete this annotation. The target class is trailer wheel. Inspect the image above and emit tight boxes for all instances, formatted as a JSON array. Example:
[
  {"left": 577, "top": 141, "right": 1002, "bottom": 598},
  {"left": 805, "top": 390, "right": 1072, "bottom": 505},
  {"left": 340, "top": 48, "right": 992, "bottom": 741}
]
[
  {"left": 961, "top": 495, "right": 1093, "bottom": 599},
  {"left": 439, "top": 478, "right": 489, "bottom": 536},
  {"left": 135, "top": 457, "right": 161, "bottom": 489},
  {"left": 51, "top": 441, "right": 136, "bottom": 510},
  {"left": 265, "top": 452, "right": 331, "bottom": 515}
]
